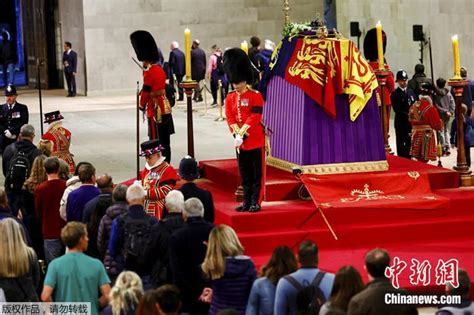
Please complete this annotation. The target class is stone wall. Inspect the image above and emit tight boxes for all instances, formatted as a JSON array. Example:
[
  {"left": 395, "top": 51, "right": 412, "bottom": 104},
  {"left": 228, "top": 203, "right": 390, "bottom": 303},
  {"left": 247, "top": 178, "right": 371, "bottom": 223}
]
[
  {"left": 70, "top": 0, "right": 323, "bottom": 95},
  {"left": 336, "top": 0, "right": 474, "bottom": 83},
  {"left": 58, "top": 0, "right": 86, "bottom": 94}
]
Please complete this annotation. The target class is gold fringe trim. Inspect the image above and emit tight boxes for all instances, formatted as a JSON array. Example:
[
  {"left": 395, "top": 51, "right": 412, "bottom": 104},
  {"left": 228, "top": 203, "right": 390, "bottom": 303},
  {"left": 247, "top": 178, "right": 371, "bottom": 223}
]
[{"left": 267, "top": 156, "right": 388, "bottom": 174}]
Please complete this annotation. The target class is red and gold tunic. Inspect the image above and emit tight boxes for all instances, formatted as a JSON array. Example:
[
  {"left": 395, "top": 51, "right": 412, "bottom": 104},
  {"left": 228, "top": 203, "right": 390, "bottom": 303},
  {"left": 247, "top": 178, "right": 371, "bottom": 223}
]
[
  {"left": 225, "top": 89, "right": 265, "bottom": 150},
  {"left": 42, "top": 122, "right": 75, "bottom": 173},
  {"left": 140, "top": 64, "right": 172, "bottom": 138},
  {"left": 140, "top": 159, "right": 178, "bottom": 219},
  {"left": 409, "top": 97, "right": 443, "bottom": 161}
]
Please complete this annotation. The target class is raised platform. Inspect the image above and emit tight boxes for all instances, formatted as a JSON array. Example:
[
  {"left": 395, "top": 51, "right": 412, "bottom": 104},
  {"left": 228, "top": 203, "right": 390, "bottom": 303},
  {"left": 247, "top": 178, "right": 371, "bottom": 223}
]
[{"left": 198, "top": 155, "right": 474, "bottom": 294}]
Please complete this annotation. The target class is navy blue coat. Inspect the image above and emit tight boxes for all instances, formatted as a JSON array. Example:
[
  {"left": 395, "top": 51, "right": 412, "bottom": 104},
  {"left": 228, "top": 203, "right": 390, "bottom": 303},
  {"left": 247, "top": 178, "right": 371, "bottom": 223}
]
[
  {"left": 169, "top": 48, "right": 185, "bottom": 76},
  {"left": 169, "top": 216, "right": 214, "bottom": 313},
  {"left": 62, "top": 50, "right": 77, "bottom": 73}
]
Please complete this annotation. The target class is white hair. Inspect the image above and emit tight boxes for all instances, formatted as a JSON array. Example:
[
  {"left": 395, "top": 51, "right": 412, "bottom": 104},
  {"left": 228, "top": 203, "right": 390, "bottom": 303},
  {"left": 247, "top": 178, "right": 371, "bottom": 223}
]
[
  {"left": 165, "top": 190, "right": 185, "bottom": 213},
  {"left": 171, "top": 41, "right": 179, "bottom": 49},
  {"left": 126, "top": 184, "right": 145, "bottom": 203},
  {"left": 264, "top": 39, "right": 275, "bottom": 51},
  {"left": 184, "top": 198, "right": 204, "bottom": 217}
]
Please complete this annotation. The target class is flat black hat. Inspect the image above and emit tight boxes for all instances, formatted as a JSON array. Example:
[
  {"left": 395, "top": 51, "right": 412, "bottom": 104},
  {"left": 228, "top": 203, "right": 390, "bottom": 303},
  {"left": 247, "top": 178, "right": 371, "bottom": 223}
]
[
  {"left": 223, "top": 48, "right": 254, "bottom": 84},
  {"left": 363, "top": 28, "right": 387, "bottom": 62},
  {"left": 44, "top": 110, "right": 64, "bottom": 123},
  {"left": 130, "top": 30, "right": 160, "bottom": 62},
  {"left": 5, "top": 84, "right": 17, "bottom": 96},
  {"left": 140, "top": 139, "right": 163, "bottom": 156},
  {"left": 396, "top": 70, "right": 408, "bottom": 81}
]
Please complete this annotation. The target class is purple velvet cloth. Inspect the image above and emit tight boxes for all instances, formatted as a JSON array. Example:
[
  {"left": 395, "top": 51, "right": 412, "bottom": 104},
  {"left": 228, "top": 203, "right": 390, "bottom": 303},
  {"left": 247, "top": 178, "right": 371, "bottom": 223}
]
[{"left": 263, "top": 76, "right": 386, "bottom": 165}]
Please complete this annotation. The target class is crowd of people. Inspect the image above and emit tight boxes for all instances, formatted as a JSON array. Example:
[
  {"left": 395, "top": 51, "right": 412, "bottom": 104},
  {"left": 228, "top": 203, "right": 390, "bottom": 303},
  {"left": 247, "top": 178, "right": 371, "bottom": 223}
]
[{"left": 1, "top": 31, "right": 473, "bottom": 315}]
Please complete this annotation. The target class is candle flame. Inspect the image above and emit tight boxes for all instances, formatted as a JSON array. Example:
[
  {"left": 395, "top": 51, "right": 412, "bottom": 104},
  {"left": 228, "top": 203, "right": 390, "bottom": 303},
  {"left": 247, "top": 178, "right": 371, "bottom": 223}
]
[
  {"left": 376, "top": 21, "right": 381, "bottom": 26},
  {"left": 184, "top": 28, "right": 190, "bottom": 34},
  {"left": 452, "top": 34, "right": 458, "bottom": 41}
]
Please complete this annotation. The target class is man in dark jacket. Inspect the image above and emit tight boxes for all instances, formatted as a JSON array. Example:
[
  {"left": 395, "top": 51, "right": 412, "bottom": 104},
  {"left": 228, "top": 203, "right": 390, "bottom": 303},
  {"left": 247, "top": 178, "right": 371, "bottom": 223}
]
[
  {"left": 348, "top": 248, "right": 418, "bottom": 315},
  {"left": 191, "top": 39, "right": 206, "bottom": 102},
  {"left": 169, "top": 197, "right": 213, "bottom": 314},
  {"left": 408, "top": 64, "right": 431, "bottom": 99},
  {"left": 97, "top": 184, "right": 128, "bottom": 279},
  {"left": 178, "top": 156, "right": 215, "bottom": 223},
  {"left": 169, "top": 41, "right": 185, "bottom": 101},
  {"left": 2, "top": 124, "right": 42, "bottom": 215},
  {"left": 391, "top": 70, "right": 417, "bottom": 159},
  {"left": 0, "top": 85, "right": 29, "bottom": 152},
  {"left": 62, "top": 41, "right": 77, "bottom": 97},
  {"left": 149, "top": 190, "right": 185, "bottom": 287}
]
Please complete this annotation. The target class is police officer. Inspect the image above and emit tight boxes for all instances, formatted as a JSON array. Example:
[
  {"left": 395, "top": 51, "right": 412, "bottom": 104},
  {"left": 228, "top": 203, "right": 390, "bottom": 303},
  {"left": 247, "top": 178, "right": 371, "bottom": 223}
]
[
  {"left": 391, "top": 70, "right": 417, "bottom": 159},
  {"left": 224, "top": 48, "right": 265, "bottom": 213},
  {"left": 0, "top": 85, "right": 29, "bottom": 152}
]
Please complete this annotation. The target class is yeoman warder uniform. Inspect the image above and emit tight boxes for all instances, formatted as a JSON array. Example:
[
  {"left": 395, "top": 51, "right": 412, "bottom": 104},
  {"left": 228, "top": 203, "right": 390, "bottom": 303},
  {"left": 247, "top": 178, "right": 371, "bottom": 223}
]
[{"left": 140, "top": 139, "right": 178, "bottom": 219}]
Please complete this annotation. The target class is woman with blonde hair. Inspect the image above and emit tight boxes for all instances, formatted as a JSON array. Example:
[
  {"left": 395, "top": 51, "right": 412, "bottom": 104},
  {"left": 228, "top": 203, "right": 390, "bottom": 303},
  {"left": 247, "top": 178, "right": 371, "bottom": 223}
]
[
  {"left": 37, "top": 139, "right": 53, "bottom": 157},
  {"left": 246, "top": 246, "right": 298, "bottom": 315},
  {"left": 201, "top": 224, "right": 256, "bottom": 314},
  {"left": 0, "top": 218, "right": 40, "bottom": 301},
  {"left": 102, "top": 271, "right": 144, "bottom": 315}
]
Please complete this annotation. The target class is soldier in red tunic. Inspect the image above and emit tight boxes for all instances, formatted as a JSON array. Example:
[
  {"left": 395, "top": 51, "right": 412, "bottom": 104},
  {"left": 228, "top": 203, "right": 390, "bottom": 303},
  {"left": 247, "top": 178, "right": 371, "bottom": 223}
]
[
  {"left": 131, "top": 31, "right": 174, "bottom": 163},
  {"left": 140, "top": 139, "right": 178, "bottom": 219},
  {"left": 409, "top": 84, "right": 443, "bottom": 163},
  {"left": 224, "top": 48, "right": 265, "bottom": 213},
  {"left": 42, "top": 110, "right": 75, "bottom": 173}
]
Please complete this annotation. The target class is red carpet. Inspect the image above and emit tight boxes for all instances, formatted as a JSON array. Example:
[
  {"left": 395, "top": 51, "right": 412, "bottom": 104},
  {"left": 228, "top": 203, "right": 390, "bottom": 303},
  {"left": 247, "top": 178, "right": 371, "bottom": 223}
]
[{"left": 199, "top": 155, "right": 474, "bottom": 295}]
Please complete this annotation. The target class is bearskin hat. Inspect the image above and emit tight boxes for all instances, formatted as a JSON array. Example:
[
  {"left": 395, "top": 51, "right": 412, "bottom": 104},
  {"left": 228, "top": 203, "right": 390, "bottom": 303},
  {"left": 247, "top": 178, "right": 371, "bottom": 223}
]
[
  {"left": 363, "top": 28, "right": 387, "bottom": 62},
  {"left": 130, "top": 30, "right": 160, "bottom": 62},
  {"left": 223, "top": 48, "right": 254, "bottom": 84}
]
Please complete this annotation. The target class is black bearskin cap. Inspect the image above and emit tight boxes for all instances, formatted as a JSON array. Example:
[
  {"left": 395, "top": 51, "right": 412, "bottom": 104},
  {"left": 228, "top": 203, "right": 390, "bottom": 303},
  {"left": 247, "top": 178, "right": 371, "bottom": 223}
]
[
  {"left": 363, "top": 28, "right": 387, "bottom": 62},
  {"left": 130, "top": 30, "right": 160, "bottom": 62},
  {"left": 223, "top": 48, "right": 254, "bottom": 84}
]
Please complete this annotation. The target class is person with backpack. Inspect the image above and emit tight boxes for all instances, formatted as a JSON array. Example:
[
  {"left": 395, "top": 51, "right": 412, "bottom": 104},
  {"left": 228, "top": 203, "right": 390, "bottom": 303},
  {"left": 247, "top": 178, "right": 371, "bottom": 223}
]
[
  {"left": 274, "top": 240, "right": 335, "bottom": 315},
  {"left": 2, "top": 124, "right": 42, "bottom": 215},
  {"left": 207, "top": 45, "right": 228, "bottom": 106},
  {"left": 108, "top": 183, "right": 158, "bottom": 290}
]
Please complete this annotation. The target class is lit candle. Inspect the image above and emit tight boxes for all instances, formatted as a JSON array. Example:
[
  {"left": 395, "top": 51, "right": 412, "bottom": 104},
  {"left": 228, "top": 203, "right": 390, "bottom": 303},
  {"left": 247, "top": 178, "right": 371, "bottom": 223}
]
[
  {"left": 451, "top": 35, "right": 461, "bottom": 79},
  {"left": 184, "top": 28, "right": 191, "bottom": 81},
  {"left": 376, "top": 21, "right": 384, "bottom": 70},
  {"left": 241, "top": 41, "right": 248, "bottom": 54}
]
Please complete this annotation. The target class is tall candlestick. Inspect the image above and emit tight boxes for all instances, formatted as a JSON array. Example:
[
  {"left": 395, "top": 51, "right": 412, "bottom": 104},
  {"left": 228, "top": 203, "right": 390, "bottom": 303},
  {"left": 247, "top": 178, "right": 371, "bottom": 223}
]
[
  {"left": 241, "top": 41, "right": 248, "bottom": 54},
  {"left": 376, "top": 21, "right": 384, "bottom": 70},
  {"left": 452, "top": 35, "right": 461, "bottom": 79},
  {"left": 185, "top": 28, "right": 191, "bottom": 81}
]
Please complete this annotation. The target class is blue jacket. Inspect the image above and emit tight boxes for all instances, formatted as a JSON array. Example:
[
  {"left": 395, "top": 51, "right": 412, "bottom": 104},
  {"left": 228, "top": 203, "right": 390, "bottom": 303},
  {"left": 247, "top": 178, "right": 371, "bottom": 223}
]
[
  {"left": 62, "top": 50, "right": 77, "bottom": 73},
  {"left": 246, "top": 277, "right": 277, "bottom": 315},
  {"left": 274, "top": 268, "right": 335, "bottom": 315},
  {"left": 169, "top": 48, "right": 185, "bottom": 76},
  {"left": 66, "top": 185, "right": 100, "bottom": 222},
  {"left": 209, "top": 256, "right": 257, "bottom": 315}
]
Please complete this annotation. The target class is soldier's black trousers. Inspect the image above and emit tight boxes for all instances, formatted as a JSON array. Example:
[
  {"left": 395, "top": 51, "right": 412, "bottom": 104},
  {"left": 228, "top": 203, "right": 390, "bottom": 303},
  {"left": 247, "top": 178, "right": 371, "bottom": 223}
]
[{"left": 238, "top": 147, "right": 264, "bottom": 206}]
